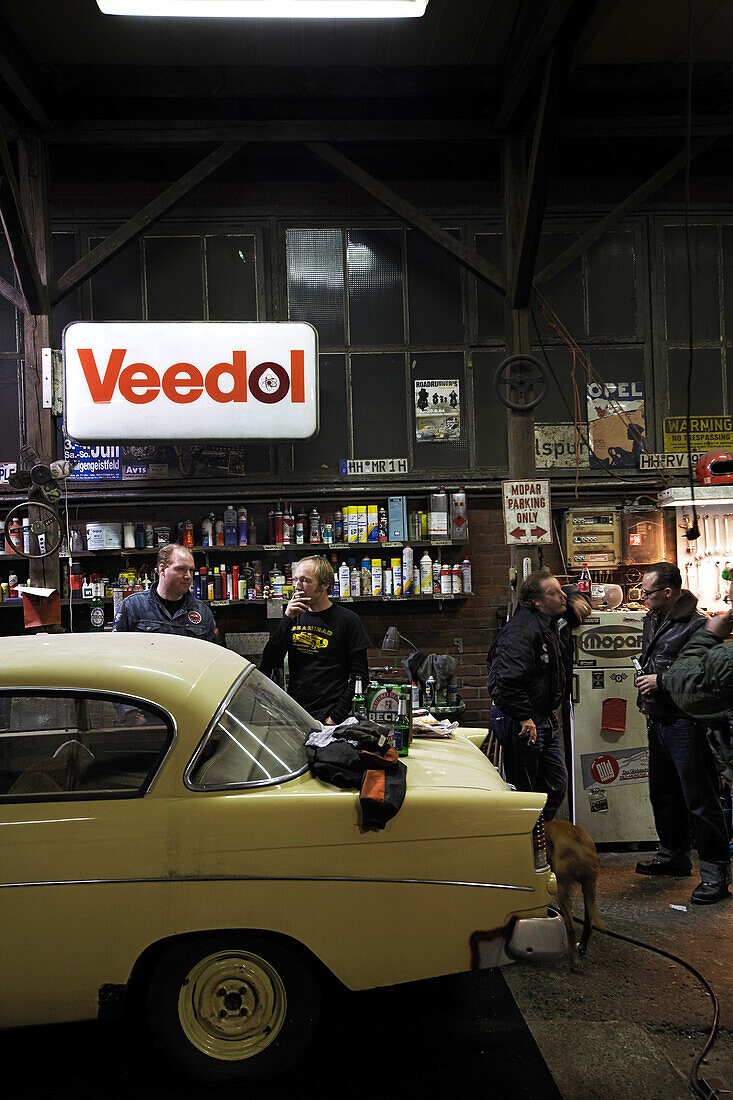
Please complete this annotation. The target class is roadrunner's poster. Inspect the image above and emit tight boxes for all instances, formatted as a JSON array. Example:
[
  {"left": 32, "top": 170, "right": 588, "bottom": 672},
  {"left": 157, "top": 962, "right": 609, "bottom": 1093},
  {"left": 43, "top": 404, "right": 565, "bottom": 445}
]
[{"left": 414, "top": 379, "right": 461, "bottom": 442}]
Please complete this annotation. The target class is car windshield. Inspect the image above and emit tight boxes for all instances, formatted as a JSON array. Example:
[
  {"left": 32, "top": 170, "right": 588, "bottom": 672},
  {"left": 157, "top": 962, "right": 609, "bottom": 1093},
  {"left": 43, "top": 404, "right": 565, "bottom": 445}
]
[{"left": 187, "top": 668, "right": 318, "bottom": 789}]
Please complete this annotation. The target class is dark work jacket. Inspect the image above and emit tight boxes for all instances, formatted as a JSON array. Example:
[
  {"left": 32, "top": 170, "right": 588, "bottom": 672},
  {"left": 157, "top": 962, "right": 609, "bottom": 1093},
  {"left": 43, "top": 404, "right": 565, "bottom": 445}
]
[
  {"left": 487, "top": 603, "right": 566, "bottom": 722},
  {"left": 638, "top": 589, "right": 707, "bottom": 720}
]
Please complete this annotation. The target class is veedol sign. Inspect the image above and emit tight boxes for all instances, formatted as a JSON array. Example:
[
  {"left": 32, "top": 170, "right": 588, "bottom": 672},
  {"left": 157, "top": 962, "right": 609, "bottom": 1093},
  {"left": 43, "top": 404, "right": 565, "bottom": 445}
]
[{"left": 63, "top": 321, "right": 319, "bottom": 443}]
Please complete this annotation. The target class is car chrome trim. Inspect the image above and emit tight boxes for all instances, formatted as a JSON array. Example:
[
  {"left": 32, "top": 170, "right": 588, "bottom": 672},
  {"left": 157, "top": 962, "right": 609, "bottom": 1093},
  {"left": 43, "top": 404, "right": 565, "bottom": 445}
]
[{"left": 0, "top": 873, "right": 535, "bottom": 891}]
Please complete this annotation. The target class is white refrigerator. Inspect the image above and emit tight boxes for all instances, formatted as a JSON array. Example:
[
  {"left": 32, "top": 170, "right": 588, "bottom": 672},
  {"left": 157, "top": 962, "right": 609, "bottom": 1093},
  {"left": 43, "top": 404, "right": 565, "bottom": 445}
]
[{"left": 571, "top": 610, "right": 657, "bottom": 844}]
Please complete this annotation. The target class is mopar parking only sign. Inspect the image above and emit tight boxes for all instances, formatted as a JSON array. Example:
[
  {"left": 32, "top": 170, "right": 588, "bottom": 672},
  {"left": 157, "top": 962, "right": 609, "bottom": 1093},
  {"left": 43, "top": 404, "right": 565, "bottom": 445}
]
[{"left": 501, "top": 479, "right": 552, "bottom": 544}]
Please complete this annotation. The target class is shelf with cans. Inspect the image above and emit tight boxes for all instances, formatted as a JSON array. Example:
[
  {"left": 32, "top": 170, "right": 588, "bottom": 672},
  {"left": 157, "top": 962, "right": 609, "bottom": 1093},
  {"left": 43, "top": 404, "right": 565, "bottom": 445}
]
[{"left": 0, "top": 488, "right": 472, "bottom": 609}]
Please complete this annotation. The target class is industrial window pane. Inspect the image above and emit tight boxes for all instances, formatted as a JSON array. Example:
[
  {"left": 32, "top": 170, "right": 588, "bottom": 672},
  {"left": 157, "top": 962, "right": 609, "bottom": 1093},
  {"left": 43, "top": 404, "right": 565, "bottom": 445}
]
[
  {"left": 406, "top": 231, "right": 462, "bottom": 345},
  {"left": 0, "top": 362, "right": 19, "bottom": 465},
  {"left": 472, "top": 351, "right": 508, "bottom": 468},
  {"left": 412, "top": 352, "right": 467, "bottom": 469},
  {"left": 90, "top": 237, "right": 143, "bottom": 321},
  {"left": 145, "top": 237, "right": 204, "bottom": 321},
  {"left": 205, "top": 235, "right": 258, "bottom": 321},
  {"left": 347, "top": 230, "right": 404, "bottom": 346},
  {"left": 52, "top": 233, "right": 81, "bottom": 336},
  {"left": 664, "top": 226, "right": 720, "bottom": 342},
  {"left": 587, "top": 232, "right": 637, "bottom": 337},
  {"left": 287, "top": 229, "right": 344, "bottom": 347},
  {"left": 667, "top": 348, "right": 723, "bottom": 416},
  {"left": 293, "top": 355, "right": 347, "bottom": 472},
  {"left": 720, "top": 228, "right": 733, "bottom": 344},
  {"left": 535, "top": 235, "right": 584, "bottom": 336},
  {"left": 351, "top": 354, "right": 407, "bottom": 458},
  {"left": 475, "top": 233, "right": 504, "bottom": 342},
  {"left": 533, "top": 344, "right": 588, "bottom": 426}
]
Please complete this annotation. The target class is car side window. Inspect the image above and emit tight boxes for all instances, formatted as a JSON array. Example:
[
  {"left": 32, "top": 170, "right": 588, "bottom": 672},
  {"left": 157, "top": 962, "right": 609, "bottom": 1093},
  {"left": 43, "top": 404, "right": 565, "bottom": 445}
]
[{"left": 0, "top": 692, "right": 172, "bottom": 800}]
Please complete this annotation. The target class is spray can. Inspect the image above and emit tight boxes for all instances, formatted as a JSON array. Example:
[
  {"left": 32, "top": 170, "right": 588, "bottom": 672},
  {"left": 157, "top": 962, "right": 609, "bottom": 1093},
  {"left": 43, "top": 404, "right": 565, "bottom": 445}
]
[
  {"left": 440, "top": 562, "right": 451, "bottom": 594},
  {"left": 201, "top": 515, "right": 214, "bottom": 547},
  {"left": 391, "top": 557, "right": 402, "bottom": 597},
  {"left": 334, "top": 510, "right": 344, "bottom": 542},
  {"left": 432, "top": 560, "right": 441, "bottom": 594},
  {"left": 371, "top": 558, "right": 383, "bottom": 596},
  {"left": 338, "top": 561, "right": 350, "bottom": 597},
  {"left": 384, "top": 567, "right": 393, "bottom": 596},
  {"left": 402, "top": 545, "right": 414, "bottom": 596},
  {"left": 282, "top": 502, "right": 294, "bottom": 545},
  {"left": 215, "top": 518, "right": 224, "bottom": 547},
  {"left": 224, "top": 505, "right": 237, "bottom": 547},
  {"left": 451, "top": 563, "right": 462, "bottom": 594},
  {"left": 296, "top": 512, "right": 306, "bottom": 546},
  {"left": 360, "top": 557, "right": 372, "bottom": 596},
  {"left": 461, "top": 557, "right": 472, "bottom": 594},
  {"left": 309, "top": 508, "right": 321, "bottom": 544},
  {"left": 378, "top": 506, "right": 388, "bottom": 542},
  {"left": 350, "top": 563, "right": 361, "bottom": 597}
]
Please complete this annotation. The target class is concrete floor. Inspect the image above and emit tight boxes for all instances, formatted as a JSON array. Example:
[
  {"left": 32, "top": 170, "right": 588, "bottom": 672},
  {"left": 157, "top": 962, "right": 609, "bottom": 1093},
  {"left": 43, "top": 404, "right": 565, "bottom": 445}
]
[{"left": 505, "top": 849, "right": 733, "bottom": 1099}]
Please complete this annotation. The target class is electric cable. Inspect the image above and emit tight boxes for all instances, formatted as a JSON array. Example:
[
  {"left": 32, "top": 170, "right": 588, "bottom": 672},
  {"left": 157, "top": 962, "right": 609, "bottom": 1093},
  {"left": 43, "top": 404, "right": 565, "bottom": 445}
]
[
  {"left": 683, "top": 0, "right": 700, "bottom": 543},
  {"left": 530, "top": 303, "right": 640, "bottom": 485},
  {"left": 572, "top": 914, "right": 723, "bottom": 1099}
]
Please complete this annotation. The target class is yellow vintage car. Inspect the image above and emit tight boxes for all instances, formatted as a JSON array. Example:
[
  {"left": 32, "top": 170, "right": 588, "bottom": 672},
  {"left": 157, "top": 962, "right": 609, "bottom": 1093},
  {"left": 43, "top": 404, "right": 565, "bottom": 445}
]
[{"left": 0, "top": 632, "right": 565, "bottom": 1085}]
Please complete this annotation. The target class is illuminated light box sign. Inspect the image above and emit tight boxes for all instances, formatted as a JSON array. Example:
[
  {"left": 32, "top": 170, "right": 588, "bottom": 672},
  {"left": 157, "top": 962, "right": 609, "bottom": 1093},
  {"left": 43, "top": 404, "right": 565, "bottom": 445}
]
[{"left": 63, "top": 321, "right": 318, "bottom": 443}]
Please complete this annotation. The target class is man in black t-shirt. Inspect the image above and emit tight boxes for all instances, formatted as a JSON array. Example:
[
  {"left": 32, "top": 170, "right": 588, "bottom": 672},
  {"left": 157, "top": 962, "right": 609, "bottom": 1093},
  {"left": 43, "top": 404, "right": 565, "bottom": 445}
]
[{"left": 260, "top": 556, "right": 370, "bottom": 725}]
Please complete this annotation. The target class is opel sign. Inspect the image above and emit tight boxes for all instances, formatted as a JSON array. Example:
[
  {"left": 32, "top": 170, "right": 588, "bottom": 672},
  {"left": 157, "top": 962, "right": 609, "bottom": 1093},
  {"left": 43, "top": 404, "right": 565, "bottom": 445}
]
[{"left": 63, "top": 321, "right": 319, "bottom": 443}]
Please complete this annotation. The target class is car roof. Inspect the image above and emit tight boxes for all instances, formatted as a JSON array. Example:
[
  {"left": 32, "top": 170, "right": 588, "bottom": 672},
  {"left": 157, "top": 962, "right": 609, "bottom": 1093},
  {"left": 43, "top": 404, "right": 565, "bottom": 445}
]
[{"left": 0, "top": 632, "right": 250, "bottom": 717}]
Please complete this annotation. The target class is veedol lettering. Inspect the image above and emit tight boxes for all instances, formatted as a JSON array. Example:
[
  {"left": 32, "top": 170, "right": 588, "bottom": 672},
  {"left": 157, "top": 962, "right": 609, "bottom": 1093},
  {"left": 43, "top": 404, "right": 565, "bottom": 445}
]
[{"left": 77, "top": 348, "right": 306, "bottom": 406}]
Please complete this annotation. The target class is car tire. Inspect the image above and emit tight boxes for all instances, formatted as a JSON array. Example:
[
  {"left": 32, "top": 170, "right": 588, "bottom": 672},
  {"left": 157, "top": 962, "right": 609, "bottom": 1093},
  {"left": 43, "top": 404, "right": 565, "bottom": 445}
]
[{"left": 145, "top": 934, "right": 321, "bottom": 1084}]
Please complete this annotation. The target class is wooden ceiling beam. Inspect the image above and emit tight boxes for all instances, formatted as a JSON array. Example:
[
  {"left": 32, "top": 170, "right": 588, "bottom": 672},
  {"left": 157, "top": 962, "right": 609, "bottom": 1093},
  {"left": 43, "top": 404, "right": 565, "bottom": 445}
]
[
  {"left": 0, "top": 271, "right": 25, "bottom": 312},
  {"left": 494, "top": 0, "right": 575, "bottom": 132},
  {"left": 304, "top": 141, "right": 506, "bottom": 296},
  {"left": 534, "top": 135, "right": 716, "bottom": 288},
  {"left": 0, "top": 129, "right": 44, "bottom": 315},
  {"left": 51, "top": 140, "right": 246, "bottom": 306}
]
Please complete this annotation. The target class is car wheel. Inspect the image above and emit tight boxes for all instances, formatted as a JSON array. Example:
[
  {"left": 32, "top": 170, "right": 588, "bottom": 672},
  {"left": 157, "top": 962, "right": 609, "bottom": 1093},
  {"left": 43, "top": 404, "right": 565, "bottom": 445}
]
[{"left": 145, "top": 935, "right": 321, "bottom": 1084}]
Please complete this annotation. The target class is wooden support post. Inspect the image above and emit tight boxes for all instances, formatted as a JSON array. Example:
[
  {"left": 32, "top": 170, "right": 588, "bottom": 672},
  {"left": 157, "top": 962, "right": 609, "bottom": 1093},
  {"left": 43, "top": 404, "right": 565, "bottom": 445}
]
[
  {"left": 503, "top": 138, "right": 540, "bottom": 605},
  {"left": 17, "top": 133, "right": 59, "bottom": 595}
]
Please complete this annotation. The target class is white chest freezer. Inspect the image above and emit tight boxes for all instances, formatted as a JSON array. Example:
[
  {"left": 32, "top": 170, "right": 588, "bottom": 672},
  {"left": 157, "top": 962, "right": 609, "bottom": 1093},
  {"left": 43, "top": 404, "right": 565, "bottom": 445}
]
[{"left": 571, "top": 610, "right": 657, "bottom": 844}]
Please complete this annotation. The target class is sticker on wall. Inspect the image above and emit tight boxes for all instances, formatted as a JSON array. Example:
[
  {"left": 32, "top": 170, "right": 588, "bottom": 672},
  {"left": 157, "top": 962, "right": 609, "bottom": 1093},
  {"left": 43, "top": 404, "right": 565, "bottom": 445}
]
[
  {"left": 591, "top": 671, "right": 605, "bottom": 689},
  {"left": 63, "top": 434, "right": 121, "bottom": 481},
  {"left": 662, "top": 414, "right": 733, "bottom": 453},
  {"left": 414, "top": 379, "right": 461, "bottom": 442},
  {"left": 535, "top": 423, "right": 589, "bottom": 469},
  {"left": 588, "top": 788, "right": 609, "bottom": 814},
  {"left": 586, "top": 382, "right": 646, "bottom": 470},
  {"left": 0, "top": 462, "right": 17, "bottom": 484},
  {"left": 580, "top": 747, "right": 649, "bottom": 788}
]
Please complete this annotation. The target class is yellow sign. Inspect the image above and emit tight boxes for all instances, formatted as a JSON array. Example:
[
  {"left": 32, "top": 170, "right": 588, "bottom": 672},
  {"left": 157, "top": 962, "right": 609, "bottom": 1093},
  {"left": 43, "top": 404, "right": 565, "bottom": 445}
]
[{"left": 663, "top": 415, "right": 733, "bottom": 453}]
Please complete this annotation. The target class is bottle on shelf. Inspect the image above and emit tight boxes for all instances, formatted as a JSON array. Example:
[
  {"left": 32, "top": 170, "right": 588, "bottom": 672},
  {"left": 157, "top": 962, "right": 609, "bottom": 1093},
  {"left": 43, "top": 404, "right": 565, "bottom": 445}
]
[
  {"left": 349, "top": 561, "right": 361, "bottom": 597},
  {"left": 237, "top": 508, "right": 248, "bottom": 546},
  {"left": 273, "top": 503, "right": 284, "bottom": 546},
  {"left": 333, "top": 510, "right": 344, "bottom": 543},
  {"left": 451, "top": 563, "right": 462, "bottom": 594},
  {"left": 215, "top": 517, "right": 224, "bottom": 547},
  {"left": 309, "top": 507, "right": 321, "bottom": 544},
  {"left": 440, "top": 562, "right": 451, "bottom": 595},
  {"left": 201, "top": 514, "right": 214, "bottom": 548},
  {"left": 378, "top": 506, "right": 388, "bottom": 543},
  {"left": 296, "top": 511, "right": 307, "bottom": 546},
  {"left": 420, "top": 551, "right": 433, "bottom": 594},
  {"left": 402, "top": 545, "right": 414, "bottom": 596},
  {"left": 460, "top": 557, "right": 472, "bottom": 594},
  {"left": 450, "top": 487, "right": 468, "bottom": 539},
  {"left": 134, "top": 523, "right": 146, "bottom": 549},
  {"left": 360, "top": 557, "right": 372, "bottom": 596},
  {"left": 429, "top": 487, "right": 449, "bottom": 539},
  {"left": 392, "top": 556, "right": 402, "bottom": 597},
  {"left": 371, "top": 558, "right": 383, "bottom": 596},
  {"left": 282, "top": 503, "right": 294, "bottom": 545},
  {"left": 338, "top": 561, "right": 350, "bottom": 598}
]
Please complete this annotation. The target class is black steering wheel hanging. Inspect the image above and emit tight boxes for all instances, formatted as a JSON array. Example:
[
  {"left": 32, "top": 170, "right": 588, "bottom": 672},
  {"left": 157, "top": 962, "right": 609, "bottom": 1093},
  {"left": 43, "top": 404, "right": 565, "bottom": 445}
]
[
  {"left": 4, "top": 500, "right": 62, "bottom": 559},
  {"left": 494, "top": 354, "right": 548, "bottom": 411}
]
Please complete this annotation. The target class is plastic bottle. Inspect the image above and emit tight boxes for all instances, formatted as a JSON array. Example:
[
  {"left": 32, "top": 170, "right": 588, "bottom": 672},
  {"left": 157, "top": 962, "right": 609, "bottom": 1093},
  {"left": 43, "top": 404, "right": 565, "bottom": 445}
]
[
  {"left": 420, "top": 551, "right": 432, "bottom": 594},
  {"left": 383, "top": 566, "right": 393, "bottom": 596},
  {"left": 338, "top": 561, "right": 350, "bottom": 598},
  {"left": 402, "top": 545, "right": 414, "bottom": 596},
  {"left": 360, "top": 557, "right": 372, "bottom": 596},
  {"left": 199, "top": 565, "right": 208, "bottom": 600},
  {"left": 578, "top": 562, "right": 592, "bottom": 596},
  {"left": 134, "top": 522, "right": 146, "bottom": 549},
  {"left": 237, "top": 508, "right": 248, "bottom": 546},
  {"left": 460, "top": 557, "right": 472, "bottom": 594},
  {"left": 201, "top": 515, "right": 214, "bottom": 547},
  {"left": 215, "top": 518, "right": 224, "bottom": 547}
]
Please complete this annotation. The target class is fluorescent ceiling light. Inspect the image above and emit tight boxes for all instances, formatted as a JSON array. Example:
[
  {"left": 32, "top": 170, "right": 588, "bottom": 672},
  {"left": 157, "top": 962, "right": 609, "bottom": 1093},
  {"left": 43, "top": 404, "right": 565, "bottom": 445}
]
[{"left": 96, "top": 1, "right": 428, "bottom": 17}]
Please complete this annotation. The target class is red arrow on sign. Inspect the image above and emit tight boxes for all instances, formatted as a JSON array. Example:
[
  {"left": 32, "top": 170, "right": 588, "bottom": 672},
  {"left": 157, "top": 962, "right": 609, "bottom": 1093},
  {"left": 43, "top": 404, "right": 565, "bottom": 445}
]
[
  {"left": 531, "top": 525, "right": 547, "bottom": 538},
  {"left": 510, "top": 526, "right": 526, "bottom": 539}
]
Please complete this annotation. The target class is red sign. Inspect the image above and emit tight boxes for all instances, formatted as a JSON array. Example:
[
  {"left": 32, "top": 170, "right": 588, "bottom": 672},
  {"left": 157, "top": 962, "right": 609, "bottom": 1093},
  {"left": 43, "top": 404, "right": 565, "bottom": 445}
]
[{"left": 590, "top": 754, "right": 620, "bottom": 785}]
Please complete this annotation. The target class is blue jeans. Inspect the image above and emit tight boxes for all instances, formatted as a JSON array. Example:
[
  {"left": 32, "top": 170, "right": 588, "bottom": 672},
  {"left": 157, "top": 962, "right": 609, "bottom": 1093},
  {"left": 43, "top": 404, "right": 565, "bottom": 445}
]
[
  {"left": 648, "top": 716, "right": 731, "bottom": 884},
  {"left": 489, "top": 705, "right": 567, "bottom": 821}
]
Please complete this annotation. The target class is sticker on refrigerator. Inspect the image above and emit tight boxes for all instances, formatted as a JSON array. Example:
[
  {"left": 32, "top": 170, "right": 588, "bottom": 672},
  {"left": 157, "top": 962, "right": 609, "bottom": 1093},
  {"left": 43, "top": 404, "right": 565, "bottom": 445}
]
[
  {"left": 581, "top": 748, "right": 649, "bottom": 788},
  {"left": 591, "top": 671, "right": 605, "bottom": 689},
  {"left": 588, "top": 788, "right": 609, "bottom": 813}
]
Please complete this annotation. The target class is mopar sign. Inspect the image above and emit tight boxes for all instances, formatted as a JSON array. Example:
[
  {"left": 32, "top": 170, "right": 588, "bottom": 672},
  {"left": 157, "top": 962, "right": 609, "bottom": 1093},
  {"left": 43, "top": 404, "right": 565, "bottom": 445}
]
[{"left": 579, "top": 625, "right": 642, "bottom": 658}]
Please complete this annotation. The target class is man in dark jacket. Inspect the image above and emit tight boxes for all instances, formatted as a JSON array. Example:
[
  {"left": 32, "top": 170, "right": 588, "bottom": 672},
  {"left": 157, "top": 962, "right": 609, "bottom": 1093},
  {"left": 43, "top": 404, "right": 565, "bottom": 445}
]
[
  {"left": 634, "top": 561, "right": 730, "bottom": 903},
  {"left": 487, "top": 568, "right": 589, "bottom": 820}
]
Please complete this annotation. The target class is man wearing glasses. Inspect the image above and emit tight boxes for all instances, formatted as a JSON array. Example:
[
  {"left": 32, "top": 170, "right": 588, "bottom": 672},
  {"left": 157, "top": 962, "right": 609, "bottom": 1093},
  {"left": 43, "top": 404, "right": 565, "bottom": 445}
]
[{"left": 634, "top": 561, "right": 730, "bottom": 903}]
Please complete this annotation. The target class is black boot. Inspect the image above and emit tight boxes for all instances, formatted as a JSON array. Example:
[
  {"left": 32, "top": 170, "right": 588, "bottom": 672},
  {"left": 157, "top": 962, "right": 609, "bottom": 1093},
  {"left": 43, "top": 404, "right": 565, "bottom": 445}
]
[
  {"left": 635, "top": 856, "right": 692, "bottom": 877},
  {"left": 690, "top": 881, "right": 731, "bottom": 904}
]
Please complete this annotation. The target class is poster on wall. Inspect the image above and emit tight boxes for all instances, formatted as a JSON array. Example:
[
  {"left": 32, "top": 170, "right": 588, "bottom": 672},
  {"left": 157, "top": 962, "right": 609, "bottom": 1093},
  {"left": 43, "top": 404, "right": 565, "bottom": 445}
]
[
  {"left": 414, "top": 379, "right": 461, "bottom": 442},
  {"left": 586, "top": 382, "right": 647, "bottom": 470},
  {"left": 62, "top": 432, "right": 247, "bottom": 481},
  {"left": 534, "top": 423, "right": 590, "bottom": 469},
  {"left": 63, "top": 435, "right": 122, "bottom": 481}
]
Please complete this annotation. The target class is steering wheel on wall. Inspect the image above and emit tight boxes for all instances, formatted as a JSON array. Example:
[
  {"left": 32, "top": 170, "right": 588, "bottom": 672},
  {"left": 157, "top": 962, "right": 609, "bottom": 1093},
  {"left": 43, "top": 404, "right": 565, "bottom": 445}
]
[
  {"left": 4, "top": 500, "right": 63, "bottom": 559},
  {"left": 494, "top": 354, "right": 548, "bottom": 411}
]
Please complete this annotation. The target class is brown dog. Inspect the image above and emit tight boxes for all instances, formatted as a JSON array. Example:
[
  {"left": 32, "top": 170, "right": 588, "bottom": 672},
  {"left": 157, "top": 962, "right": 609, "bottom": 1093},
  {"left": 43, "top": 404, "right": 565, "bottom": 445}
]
[{"left": 545, "top": 819, "right": 605, "bottom": 969}]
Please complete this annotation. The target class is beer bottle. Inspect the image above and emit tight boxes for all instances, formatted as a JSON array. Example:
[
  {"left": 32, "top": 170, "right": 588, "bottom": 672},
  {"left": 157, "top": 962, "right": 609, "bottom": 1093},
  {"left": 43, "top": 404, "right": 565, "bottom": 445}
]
[
  {"left": 352, "top": 677, "right": 367, "bottom": 721},
  {"left": 90, "top": 584, "right": 105, "bottom": 631},
  {"left": 393, "top": 695, "right": 410, "bottom": 757}
]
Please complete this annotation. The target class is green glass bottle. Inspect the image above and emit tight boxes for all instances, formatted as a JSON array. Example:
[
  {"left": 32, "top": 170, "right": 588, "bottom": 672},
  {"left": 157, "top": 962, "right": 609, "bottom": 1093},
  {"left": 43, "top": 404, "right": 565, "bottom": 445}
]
[
  {"left": 90, "top": 587, "right": 105, "bottom": 631},
  {"left": 352, "top": 676, "right": 367, "bottom": 721},
  {"left": 393, "top": 695, "right": 410, "bottom": 757}
]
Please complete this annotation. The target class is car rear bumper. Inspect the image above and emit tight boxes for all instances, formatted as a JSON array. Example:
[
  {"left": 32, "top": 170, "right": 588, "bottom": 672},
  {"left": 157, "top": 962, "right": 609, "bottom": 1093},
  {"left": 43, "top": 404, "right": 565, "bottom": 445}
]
[{"left": 472, "top": 908, "right": 568, "bottom": 969}]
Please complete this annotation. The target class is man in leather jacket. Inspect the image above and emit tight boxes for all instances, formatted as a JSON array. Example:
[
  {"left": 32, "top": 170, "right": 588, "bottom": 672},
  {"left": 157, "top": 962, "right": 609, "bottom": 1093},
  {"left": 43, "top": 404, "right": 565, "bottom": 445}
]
[
  {"left": 634, "top": 561, "right": 730, "bottom": 904},
  {"left": 487, "top": 568, "right": 589, "bottom": 820}
]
